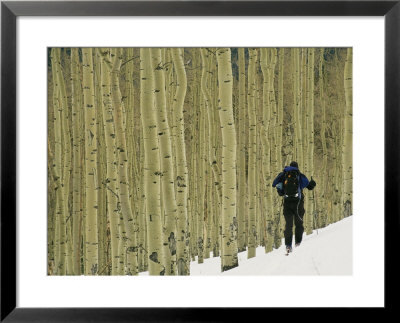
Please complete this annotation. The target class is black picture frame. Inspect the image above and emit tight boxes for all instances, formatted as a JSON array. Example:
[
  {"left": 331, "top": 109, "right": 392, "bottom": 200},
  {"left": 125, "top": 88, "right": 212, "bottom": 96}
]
[{"left": 1, "top": 0, "right": 398, "bottom": 321}]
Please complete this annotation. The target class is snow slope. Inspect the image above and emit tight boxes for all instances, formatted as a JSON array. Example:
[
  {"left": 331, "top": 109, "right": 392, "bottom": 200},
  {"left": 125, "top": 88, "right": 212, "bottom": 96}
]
[{"left": 190, "top": 216, "right": 352, "bottom": 276}]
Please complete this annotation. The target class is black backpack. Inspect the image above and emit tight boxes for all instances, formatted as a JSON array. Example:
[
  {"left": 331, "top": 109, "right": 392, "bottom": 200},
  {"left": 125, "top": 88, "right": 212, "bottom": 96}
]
[{"left": 283, "top": 170, "right": 300, "bottom": 198}]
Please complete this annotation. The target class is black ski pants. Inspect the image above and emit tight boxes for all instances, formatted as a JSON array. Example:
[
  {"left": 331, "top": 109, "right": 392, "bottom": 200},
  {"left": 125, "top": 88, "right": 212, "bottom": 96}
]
[{"left": 283, "top": 197, "right": 305, "bottom": 247}]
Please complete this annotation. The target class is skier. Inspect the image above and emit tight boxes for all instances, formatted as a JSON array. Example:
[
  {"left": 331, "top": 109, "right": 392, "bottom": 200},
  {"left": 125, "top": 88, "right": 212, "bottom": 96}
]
[{"left": 272, "top": 161, "right": 316, "bottom": 255}]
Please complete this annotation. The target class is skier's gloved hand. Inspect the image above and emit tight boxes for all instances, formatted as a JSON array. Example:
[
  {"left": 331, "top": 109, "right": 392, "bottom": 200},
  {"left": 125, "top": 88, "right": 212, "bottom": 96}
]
[
  {"left": 307, "top": 177, "right": 316, "bottom": 190},
  {"left": 276, "top": 183, "right": 284, "bottom": 196}
]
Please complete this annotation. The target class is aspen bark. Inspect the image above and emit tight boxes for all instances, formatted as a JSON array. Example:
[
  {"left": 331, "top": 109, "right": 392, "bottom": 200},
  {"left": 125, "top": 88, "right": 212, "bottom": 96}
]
[
  {"left": 255, "top": 61, "right": 263, "bottom": 247},
  {"left": 260, "top": 48, "right": 274, "bottom": 253},
  {"left": 267, "top": 49, "right": 281, "bottom": 248},
  {"left": 124, "top": 48, "right": 140, "bottom": 274},
  {"left": 47, "top": 136, "right": 65, "bottom": 275},
  {"left": 277, "top": 49, "right": 285, "bottom": 237},
  {"left": 216, "top": 48, "right": 238, "bottom": 271},
  {"left": 197, "top": 93, "right": 206, "bottom": 264},
  {"left": 82, "top": 48, "right": 99, "bottom": 275},
  {"left": 299, "top": 49, "right": 307, "bottom": 170},
  {"left": 110, "top": 48, "right": 138, "bottom": 275},
  {"left": 342, "top": 48, "right": 353, "bottom": 217},
  {"left": 237, "top": 48, "right": 247, "bottom": 253},
  {"left": 97, "top": 48, "right": 121, "bottom": 275},
  {"left": 140, "top": 48, "right": 164, "bottom": 275},
  {"left": 306, "top": 48, "right": 315, "bottom": 235},
  {"left": 334, "top": 51, "right": 345, "bottom": 222},
  {"left": 319, "top": 49, "right": 328, "bottom": 227},
  {"left": 54, "top": 49, "right": 74, "bottom": 274},
  {"left": 277, "top": 49, "right": 284, "bottom": 179},
  {"left": 71, "top": 48, "right": 83, "bottom": 275},
  {"left": 293, "top": 48, "right": 304, "bottom": 169},
  {"left": 94, "top": 49, "right": 108, "bottom": 274},
  {"left": 247, "top": 48, "right": 258, "bottom": 259},
  {"left": 150, "top": 47, "right": 178, "bottom": 275},
  {"left": 171, "top": 48, "right": 190, "bottom": 275},
  {"left": 50, "top": 49, "right": 67, "bottom": 275},
  {"left": 200, "top": 48, "right": 217, "bottom": 260}
]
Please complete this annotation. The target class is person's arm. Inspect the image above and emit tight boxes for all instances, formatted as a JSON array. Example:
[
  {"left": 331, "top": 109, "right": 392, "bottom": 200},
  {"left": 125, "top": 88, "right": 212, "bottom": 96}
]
[
  {"left": 305, "top": 176, "right": 316, "bottom": 190},
  {"left": 299, "top": 174, "right": 310, "bottom": 190},
  {"left": 272, "top": 172, "right": 284, "bottom": 187}
]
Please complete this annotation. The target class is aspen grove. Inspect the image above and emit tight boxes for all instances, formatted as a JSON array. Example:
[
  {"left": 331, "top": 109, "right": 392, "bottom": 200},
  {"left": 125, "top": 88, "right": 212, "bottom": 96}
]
[{"left": 48, "top": 48, "right": 352, "bottom": 275}]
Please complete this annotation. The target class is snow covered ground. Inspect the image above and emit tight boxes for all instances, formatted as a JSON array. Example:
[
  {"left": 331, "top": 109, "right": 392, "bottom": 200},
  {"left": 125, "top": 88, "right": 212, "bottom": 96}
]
[{"left": 190, "top": 216, "right": 352, "bottom": 276}]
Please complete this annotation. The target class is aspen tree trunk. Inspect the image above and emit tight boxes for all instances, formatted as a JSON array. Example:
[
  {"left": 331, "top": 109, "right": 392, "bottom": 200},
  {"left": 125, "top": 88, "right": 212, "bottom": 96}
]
[
  {"left": 319, "top": 49, "right": 328, "bottom": 227},
  {"left": 54, "top": 49, "right": 74, "bottom": 274},
  {"left": 247, "top": 48, "right": 258, "bottom": 259},
  {"left": 303, "top": 48, "right": 310, "bottom": 231},
  {"left": 318, "top": 48, "right": 329, "bottom": 226},
  {"left": 334, "top": 51, "right": 345, "bottom": 222},
  {"left": 124, "top": 48, "right": 139, "bottom": 245},
  {"left": 197, "top": 93, "right": 206, "bottom": 264},
  {"left": 198, "top": 49, "right": 208, "bottom": 261},
  {"left": 216, "top": 48, "right": 238, "bottom": 271},
  {"left": 150, "top": 48, "right": 178, "bottom": 275},
  {"left": 256, "top": 64, "right": 263, "bottom": 247},
  {"left": 277, "top": 49, "right": 284, "bottom": 179},
  {"left": 50, "top": 77, "right": 63, "bottom": 275},
  {"left": 110, "top": 48, "right": 138, "bottom": 275},
  {"left": 98, "top": 48, "right": 121, "bottom": 275},
  {"left": 48, "top": 71, "right": 56, "bottom": 274},
  {"left": 165, "top": 49, "right": 177, "bottom": 179},
  {"left": 277, "top": 49, "right": 285, "bottom": 237},
  {"left": 140, "top": 48, "right": 164, "bottom": 275},
  {"left": 299, "top": 49, "right": 309, "bottom": 230},
  {"left": 300, "top": 49, "right": 307, "bottom": 171},
  {"left": 82, "top": 48, "right": 99, "bottom": 275},
  {"left": 211, "top": 51, "right": 223, "bottom": 257},
  {"left": 93, "top": 49, "right": 108, "bottom": 274},
  {"left": 200, "top": 48, "right": 217, "bottom": 260},
  {"left": 50, "top": 49, "right": 67, "bottom": 275},
  {"left": 260, "top": 48, "right": 274, "bottom": 253},
  {"left": 47, "top": 136, "right": 65, "bottom": 275},
  {"left": 171, "top": 48, "right": 190, "bottom": 275},
  {"left": 205, "top": 51, "right": 214, "bottom": 259},
  {"left": 64, "top": 51, "right": 74, "bottom": 271},
  {"left": 267, "top": 49, "right": 281, "bottom": 248},
  {"left": 189, "top": 89, "right": 199, "bottom": 261},
  {"left": 191, "top": 49, "right": 202, "bottom": 263},
  {"left": 138, "top": 170, "right": 147, "bottom": 273},
  {"left": 47, "top": 139, "right": 55, "bottom": 274},
  {"left": 80, "top": 90, "right": 86, "bottom": 274},
  {"left": 190, "top": 148, "right": 198, "bottom": 261},
  {"left": 212, "top": 53, "right": 223, "bottom": 256},
  {"left": 306, "top": 48, "right": 315, "bottom": 234},
  {"left": 293, "top": 48, "right": 304, "bottom": 169},
  {"left": 205, "top": 154, "right": 213, "bottom": 259},
  {"left": 210, "top": 52, "right": 221, "bottom": 257},
  {"left": 130, "top": 49, "right": 147, "bottom": 273},
  {"left": 342, "top": 48, "right": 353, "bottom": 217},
  {"left": 126, "top": 49, "right": 142, "bottom": 271},
  {"left": 47, "top": 156, "right": 55, "bottom": 274},
  {"left": 71, "top": 48, "right": 83, "bottom": 275},
  {"left": 237, "top": 48, "right": 247, "bottom": 252}
]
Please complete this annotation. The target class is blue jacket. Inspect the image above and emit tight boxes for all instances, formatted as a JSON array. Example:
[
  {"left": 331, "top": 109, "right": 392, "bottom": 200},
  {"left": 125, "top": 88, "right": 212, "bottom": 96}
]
[{"left": 272, "top": 166, "right": 309, "bottom": 197}]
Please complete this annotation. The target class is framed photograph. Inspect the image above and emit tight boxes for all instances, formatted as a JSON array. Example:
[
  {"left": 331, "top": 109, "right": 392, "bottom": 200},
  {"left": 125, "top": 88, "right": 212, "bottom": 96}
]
[{"left": 1, "top": 0, "right": 397, "bottom": 321}]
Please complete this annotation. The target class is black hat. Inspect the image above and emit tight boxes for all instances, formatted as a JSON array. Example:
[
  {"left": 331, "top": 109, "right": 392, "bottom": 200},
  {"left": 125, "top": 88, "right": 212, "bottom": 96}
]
[{"left": 290, "top": 161, "right": 299, "bottom": 168}]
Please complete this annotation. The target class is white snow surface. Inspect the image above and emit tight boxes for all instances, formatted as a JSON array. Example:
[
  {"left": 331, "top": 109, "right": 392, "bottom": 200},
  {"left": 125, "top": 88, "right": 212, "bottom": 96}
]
[
  {"left": 191, "top": 216, "right": 352, "bottom": 276},
  {"left": 140, "top": 216, "right": 352, "bottom": 276}
]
